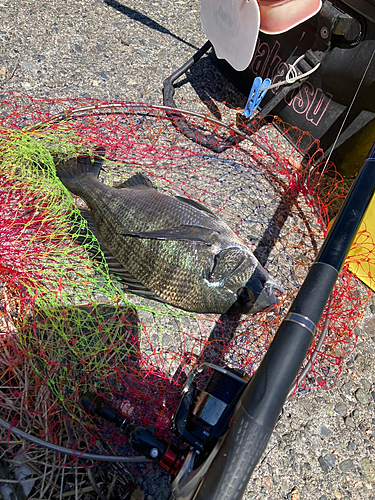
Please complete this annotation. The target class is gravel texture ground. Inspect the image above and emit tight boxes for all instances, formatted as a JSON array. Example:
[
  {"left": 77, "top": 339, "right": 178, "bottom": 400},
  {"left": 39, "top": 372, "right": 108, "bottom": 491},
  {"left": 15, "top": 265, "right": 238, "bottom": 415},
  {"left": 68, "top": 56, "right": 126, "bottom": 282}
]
[{"left": 1, "top": 1, "right": 375, "bottom": 499}]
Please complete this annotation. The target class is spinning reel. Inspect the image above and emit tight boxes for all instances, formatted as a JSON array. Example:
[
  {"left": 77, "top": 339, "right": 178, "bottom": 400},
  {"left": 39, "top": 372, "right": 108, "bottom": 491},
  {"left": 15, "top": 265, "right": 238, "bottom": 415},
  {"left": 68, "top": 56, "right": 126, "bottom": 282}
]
[{"left": 80, "top": 363, "right": 248, "bottom": 499}]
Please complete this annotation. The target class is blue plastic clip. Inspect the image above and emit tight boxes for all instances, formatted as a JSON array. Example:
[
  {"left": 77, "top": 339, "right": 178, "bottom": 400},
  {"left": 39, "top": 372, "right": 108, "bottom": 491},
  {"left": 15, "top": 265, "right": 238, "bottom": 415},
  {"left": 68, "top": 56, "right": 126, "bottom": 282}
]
[{"left": 244, "top": 77, "right": 271, "bottom": 118}]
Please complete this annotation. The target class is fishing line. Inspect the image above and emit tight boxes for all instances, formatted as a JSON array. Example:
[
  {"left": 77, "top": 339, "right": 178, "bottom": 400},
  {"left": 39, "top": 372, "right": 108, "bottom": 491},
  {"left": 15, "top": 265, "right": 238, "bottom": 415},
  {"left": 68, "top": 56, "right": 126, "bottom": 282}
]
[
  {"left": 259, "top": 54, "right": 321, "bottom": 92},
  {"left": 0, "top": 416, "right": 150, "bottom": 463},
  {"left": 287, "top": 53, "right": 375, "bottom": 394},
  {"left": 290, "top": 52, "right": 375, "bottom": 393},
  {"left": 320, "top": 49, "right": 375, "bottom": 177}
]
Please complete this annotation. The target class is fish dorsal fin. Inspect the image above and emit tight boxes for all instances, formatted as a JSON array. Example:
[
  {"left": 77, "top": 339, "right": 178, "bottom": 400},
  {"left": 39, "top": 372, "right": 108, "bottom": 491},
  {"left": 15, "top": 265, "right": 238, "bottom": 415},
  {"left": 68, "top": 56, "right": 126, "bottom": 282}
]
[
  {"left": 74, "top": 208, "right": 165, "bottom": 303},
  {"left": 175, "top": 196, "right": 218, "bottom": 218},
  {"left": 114, "top": 173, "right": 155, "bottom": 189}
]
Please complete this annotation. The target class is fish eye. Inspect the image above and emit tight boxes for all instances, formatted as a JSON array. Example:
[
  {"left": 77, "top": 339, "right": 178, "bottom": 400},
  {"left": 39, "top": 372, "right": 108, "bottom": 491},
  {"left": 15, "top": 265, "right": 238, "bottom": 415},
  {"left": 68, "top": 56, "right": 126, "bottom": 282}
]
[{"left": 236, "top": 287, "right": 254, "bottom": 305}]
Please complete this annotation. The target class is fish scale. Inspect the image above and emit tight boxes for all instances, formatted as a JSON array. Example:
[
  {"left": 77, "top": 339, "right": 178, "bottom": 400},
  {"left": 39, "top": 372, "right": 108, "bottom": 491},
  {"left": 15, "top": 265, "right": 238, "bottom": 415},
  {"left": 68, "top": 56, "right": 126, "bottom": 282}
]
[
  {"left": 55, "top": 153, "right": 282, "bottom": 314},
  {"left": 73, "top": 178, "right": 218, "bottom": 309}
]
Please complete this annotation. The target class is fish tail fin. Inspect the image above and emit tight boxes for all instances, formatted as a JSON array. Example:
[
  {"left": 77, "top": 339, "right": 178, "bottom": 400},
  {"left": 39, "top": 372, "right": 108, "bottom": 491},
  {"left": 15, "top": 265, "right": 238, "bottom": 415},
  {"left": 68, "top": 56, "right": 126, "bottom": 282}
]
[{"left": 54, "top": 148, "right": 105, "bottom": 192}]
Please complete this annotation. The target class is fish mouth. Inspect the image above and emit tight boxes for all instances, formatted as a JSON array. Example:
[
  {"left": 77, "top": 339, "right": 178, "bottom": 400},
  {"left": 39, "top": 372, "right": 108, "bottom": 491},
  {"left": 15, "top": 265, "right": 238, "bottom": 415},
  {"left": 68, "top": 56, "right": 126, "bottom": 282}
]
[{"left": 226, "top": 267, "right": 282, "bottom": 315}]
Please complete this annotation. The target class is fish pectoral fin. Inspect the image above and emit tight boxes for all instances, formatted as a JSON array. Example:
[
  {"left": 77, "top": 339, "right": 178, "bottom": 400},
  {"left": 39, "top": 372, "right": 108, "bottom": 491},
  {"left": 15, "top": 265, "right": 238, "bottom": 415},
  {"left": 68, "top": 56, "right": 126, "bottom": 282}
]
[
  {"left": 114, "top": 172, "right": 155, "bottom": 189},
  {"left": 116, "top": 224, "right": 217, "bottom": 245},
  {"left": 121, "top": 280, "right": 166, "bottom": 303},
  {"left": 175, "top": 196, "right": 219, "bottom": 218}
]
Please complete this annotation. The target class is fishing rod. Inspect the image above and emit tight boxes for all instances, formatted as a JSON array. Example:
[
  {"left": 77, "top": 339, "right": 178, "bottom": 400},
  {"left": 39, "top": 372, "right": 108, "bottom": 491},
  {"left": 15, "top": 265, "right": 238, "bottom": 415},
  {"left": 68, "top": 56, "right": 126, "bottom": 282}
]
[{"left": 190, "top": 141, "right": 375, "bottom": 500}]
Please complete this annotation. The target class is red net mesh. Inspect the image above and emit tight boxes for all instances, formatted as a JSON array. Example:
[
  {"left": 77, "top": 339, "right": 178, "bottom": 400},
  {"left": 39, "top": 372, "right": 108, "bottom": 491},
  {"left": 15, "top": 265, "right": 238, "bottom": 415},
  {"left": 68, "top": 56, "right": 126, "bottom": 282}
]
[{"left": 0, "top": 92, "right": 372, "bottom": 497}]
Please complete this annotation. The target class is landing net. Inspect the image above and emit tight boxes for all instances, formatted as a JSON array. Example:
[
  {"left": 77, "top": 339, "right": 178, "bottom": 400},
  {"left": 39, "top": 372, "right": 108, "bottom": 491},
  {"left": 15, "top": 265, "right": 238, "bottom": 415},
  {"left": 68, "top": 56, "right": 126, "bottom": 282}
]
[{"left": 0, "top": 93, "right": 372, "bottom": 499}]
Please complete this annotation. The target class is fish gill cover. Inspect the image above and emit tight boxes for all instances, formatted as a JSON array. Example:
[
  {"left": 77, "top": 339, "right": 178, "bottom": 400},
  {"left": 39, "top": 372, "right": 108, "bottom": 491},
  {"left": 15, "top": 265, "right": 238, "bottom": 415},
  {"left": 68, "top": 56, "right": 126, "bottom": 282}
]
[{"left": 0, "top": 92, "right": 372, "bottom": 498}]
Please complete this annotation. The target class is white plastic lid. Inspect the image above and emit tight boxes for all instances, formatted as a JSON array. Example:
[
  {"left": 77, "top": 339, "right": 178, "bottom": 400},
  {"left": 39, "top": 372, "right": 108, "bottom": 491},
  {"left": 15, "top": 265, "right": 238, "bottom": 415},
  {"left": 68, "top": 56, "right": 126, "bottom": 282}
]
[{"left": 201, "top": 0, "right": 260, "bottom": 72}]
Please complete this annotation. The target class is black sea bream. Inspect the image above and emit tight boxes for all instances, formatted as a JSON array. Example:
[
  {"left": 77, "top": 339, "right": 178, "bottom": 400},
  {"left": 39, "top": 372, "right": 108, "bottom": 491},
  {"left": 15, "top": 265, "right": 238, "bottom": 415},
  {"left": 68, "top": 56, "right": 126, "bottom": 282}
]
[{"left": 55, "top": 151, "right": 282, "bottom": 314}]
